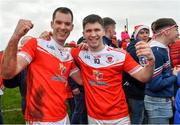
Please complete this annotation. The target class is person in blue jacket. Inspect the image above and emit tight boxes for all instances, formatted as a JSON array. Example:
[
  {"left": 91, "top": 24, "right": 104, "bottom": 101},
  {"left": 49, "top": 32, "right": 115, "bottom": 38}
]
[
  {"left": 144, "top": 18, "right": 179, "bottom": 124},
  {"left": 123, "top": 25, "right": 150, "bottom": 124},
  {"left": 174, "top": 70, "right": 180, "bottom": 123}
]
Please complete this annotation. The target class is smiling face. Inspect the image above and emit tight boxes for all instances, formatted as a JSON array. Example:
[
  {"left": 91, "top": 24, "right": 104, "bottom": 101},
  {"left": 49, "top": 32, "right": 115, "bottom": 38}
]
[
  {"left": 51, "top": 11, "right": 73, "bottom": 45},
  {"left": 83, "top": 22, "right": 105, "bottom": 51}
]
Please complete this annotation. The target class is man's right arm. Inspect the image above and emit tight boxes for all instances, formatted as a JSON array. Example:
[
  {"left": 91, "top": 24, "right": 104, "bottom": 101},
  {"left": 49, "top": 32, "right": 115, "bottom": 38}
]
[{"left": 1, "top": 19, "right": 33, "bottom": 79}]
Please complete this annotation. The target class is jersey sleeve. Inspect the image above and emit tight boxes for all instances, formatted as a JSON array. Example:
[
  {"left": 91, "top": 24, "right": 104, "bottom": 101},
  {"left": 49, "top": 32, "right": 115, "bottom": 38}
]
[
  {"left": 69, "top": 48, "right": 81, "bottom": 76},
  {"left": 71, "top": 48, "right": 80, "bottom": 63},
  {"left": 123, "top": 52, "right": 143, "bottom": 75},
  {"left": 18, "top": 38, "right": 37, "bottom": 64}
]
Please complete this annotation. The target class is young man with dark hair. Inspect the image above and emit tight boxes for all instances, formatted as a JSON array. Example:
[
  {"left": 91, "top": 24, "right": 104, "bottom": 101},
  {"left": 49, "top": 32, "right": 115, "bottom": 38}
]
[
  {"left": 1, "top": 7, "right": 82, "bottom": 124},
  {"left": 71, "top": 14, "right": 155, "bottom": 124},
  {"left": 144, "top": 18, "right": 179, "bottom": 124},
  {"left": 102, "top": 17, "right": 117, "bottom": 47}
]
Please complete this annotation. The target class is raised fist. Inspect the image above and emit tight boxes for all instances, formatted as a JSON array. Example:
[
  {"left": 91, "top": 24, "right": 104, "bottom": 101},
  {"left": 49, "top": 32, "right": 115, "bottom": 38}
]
[{"left": 13, "top": 19, "right": 33, "bottom": 38}]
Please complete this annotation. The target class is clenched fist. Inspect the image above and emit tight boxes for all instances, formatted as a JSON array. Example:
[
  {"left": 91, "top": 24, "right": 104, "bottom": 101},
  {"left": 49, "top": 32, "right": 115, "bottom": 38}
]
[
  {"left": 135, "top": 41, "right": 155, "bottom": 66},
  {"left": 13, "top": 19, "right": 33, "bottom": 39}
]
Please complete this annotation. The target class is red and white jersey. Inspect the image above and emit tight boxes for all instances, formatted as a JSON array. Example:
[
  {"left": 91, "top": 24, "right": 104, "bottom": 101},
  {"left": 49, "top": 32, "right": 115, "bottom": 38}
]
[
  {"left": 18, "top": 38, "right": 79, "bottom": 122},
  {"left": 71, "top": 46, "right": 142, "bottom": 120}
]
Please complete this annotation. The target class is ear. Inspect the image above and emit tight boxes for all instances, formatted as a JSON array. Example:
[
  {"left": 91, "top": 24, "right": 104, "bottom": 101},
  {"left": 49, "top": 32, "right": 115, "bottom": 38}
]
[
  {"left": 107, "top": 27, "right": 111, "bottom": 33},
  {"left": 164, "top": 30, "right": 170, "bottom": 36},
  {"left": 70, "top": 24, "right": 74, "bottom": 31},
  {"left": 82, "top": 31, "right": 85, "bottom": 38},
  {"left": 51, "top": 21, "right": 53, "bottom": 29},
  {"left": 102, "top": 29, "right": 105, "bottom": 36}
]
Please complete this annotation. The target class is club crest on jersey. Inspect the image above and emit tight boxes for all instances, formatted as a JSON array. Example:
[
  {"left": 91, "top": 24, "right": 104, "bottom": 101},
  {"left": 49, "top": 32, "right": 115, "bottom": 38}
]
[
  {"left": 93, "top": 70, "right": 103, "bottom": 80},
  {"left": 59, "top": 63, "right": 66, "bottom": 75},
  {"left": 106, "top": 55, "right": 114, "bottom": 64}
]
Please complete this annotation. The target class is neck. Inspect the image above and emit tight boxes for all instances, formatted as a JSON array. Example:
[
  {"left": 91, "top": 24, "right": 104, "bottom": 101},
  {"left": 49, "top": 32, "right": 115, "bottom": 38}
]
[
  {"left": 90, "top": 42, "right": 105, "bottom": 52},
  {"left": 155, "top": 37, "right": 169, "bottom": 46},
  {"left": 105, "top": 33, "right": 111, "bottom": 39},
  {"left": 52, "top": 36, "right": 65, "bottom": 47}
]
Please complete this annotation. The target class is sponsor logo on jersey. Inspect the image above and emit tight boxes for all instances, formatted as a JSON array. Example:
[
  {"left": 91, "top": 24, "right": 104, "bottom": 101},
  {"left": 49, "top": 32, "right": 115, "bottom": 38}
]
[
  {"left": 47, "top": 45, "right": 55, "bottom": 50},
  {"left": 84, "top": 54, "right": 90, "bottom": 59},
  {"left": 89, "top": 80, "right": 108, "bottom": 86},
  {"left": 106, "top": 54, "right": 114, "bottom": 63},
  {"left": 51, "top": 74, "right": 67, "bottom": 83}
]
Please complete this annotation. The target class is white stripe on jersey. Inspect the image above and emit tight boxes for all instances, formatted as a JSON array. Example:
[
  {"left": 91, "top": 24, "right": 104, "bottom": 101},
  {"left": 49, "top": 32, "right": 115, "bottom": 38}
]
[
  {"left": 37, "top": 38, "right": 73, "bottom": 62},
  {"left": 78, "top": 46, "right": 126, "bottom": 68},
  {"left": 18, "top": 51, "right": 32, "bottom": 64}
]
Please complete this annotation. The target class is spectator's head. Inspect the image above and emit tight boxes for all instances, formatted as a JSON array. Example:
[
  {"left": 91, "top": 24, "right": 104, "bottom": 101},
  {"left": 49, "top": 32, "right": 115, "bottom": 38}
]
[
  {"left": 103, "top": 17, "right": 116, "bottom": 38},
  {"left": 152, "top": 18, "right": 179, "bottom": 43},
  {"left": 51, "top": 7, "right": 74, "bottom": 44},
  {"left": 134, "top": 25, "right": 150, "bottom": 42},
  {"left": 121, "top": 31, "right": 130, "bottom": 41},
  {"left": 152, "top": 18, "right": 177, "bottom": 33}
]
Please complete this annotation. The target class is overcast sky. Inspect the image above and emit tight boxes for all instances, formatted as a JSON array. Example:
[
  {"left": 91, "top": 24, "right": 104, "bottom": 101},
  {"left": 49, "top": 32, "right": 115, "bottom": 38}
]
[{"left": 0, "top": 0, "right": 180, "bottom": 50}]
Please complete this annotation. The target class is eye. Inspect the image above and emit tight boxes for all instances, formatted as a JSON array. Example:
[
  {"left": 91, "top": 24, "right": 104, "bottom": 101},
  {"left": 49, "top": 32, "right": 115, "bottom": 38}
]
[
  {"left": 55, "top": 20, "right": 62, "bottom": 25},
  {"left": 85, "top": 29, "right": 92, "bottom": 33},
  {"left": 95, "top": 28, "right": 100, "bottom": 32},
  {"left": 65, "top": 22, "right": 71, "bottom": 26}
]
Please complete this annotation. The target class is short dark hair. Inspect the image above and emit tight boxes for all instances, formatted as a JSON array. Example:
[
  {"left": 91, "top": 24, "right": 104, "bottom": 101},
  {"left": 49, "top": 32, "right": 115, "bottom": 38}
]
[
  {"left": 52, "top": 7, "right": 73, "bottom": 22},
  {"left": 152, "top": 18, "right": 177, "bottom": 33},
  {"left": 103, "top": 17, "right": 116, "bottom": 28},
  {"left": 151, "top": 21, "right": 156, "bottom": 34},
  {"left": 83, "top": 14, "right": 104, "bottom": 29}
]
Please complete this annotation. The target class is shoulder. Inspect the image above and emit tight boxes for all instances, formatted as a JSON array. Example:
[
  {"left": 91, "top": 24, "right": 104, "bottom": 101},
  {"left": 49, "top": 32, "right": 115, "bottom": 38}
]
[
  {"left": 107, "top": 46, "right": 127, "bottom": 55},
  {"left": 71, "top": 47, "right": 81, "bottom": 58},
  {"left": 71, "top": 47, "right": 81, "bottom": 53}
]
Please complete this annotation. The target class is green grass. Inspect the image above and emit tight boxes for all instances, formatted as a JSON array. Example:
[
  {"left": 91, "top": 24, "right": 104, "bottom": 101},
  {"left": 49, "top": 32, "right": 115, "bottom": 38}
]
[
  {"left": 1, "top": 88, "right": 25, "bottom": 124},
  {"left": 1, "top": 88, "right": 71, "bottom": 124}
]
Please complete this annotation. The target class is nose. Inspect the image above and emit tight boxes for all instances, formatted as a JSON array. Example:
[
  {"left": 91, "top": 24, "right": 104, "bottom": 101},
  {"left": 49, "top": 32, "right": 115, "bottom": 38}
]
[
  {"left": 59, "top": 23, "right": 66, "bottom": 29},
  {"left": 91, "top": 31, "right": 96, "bottom": 37},
  {"left": 143, "top": 32, "right": 149, "bottom": 37}
]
